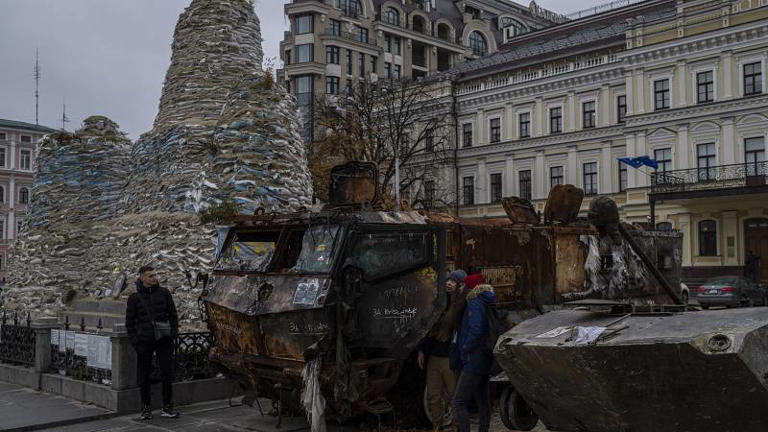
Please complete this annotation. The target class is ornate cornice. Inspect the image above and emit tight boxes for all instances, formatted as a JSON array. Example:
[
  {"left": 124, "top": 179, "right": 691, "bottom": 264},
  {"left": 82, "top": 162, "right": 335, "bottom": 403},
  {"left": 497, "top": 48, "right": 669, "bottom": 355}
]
[{"left": 624, "top": 94, "right": 768, "bottom": 130}]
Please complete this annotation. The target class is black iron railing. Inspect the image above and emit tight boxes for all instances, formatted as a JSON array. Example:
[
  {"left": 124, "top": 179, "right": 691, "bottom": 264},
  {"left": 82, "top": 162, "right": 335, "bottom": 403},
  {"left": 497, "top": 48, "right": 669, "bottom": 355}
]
[
  {"left": 0, "top": 312, "right": 35, "bottom": 367},
  {"left": 50, "top": 318, "right": 112, "bottom": 384},
  {"left": 151, "top": 332, "right": 217, "bottom": 382},
  {"left": 650, "top": 161, "right": 768, "bottom": 195}
]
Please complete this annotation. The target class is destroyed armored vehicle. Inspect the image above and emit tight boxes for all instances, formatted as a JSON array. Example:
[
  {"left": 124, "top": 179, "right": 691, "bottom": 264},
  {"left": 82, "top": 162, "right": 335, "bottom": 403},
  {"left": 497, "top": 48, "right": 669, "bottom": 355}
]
[{"left": 202, "top": 162, "right": 684, "bottom": 425}]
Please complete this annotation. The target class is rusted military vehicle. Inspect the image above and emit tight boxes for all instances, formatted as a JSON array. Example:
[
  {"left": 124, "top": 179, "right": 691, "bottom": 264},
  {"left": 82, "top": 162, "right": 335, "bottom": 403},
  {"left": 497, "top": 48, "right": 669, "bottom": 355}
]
[{"left": 202, "top": 162, "right": 684, "bottom": 425}]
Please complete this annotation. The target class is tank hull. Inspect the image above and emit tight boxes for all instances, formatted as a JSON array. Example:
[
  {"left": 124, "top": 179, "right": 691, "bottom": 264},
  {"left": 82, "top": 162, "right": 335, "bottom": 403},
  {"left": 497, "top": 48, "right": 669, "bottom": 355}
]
[{"left": 495, "top": 308, "right": 768, "bottom": 432}]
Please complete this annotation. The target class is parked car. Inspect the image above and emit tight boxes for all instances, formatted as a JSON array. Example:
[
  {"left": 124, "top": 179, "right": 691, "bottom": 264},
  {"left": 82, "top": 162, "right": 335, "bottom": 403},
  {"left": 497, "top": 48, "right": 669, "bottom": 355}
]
[{"left": 697, "top": 276, "right": 768, "bottom": 309}]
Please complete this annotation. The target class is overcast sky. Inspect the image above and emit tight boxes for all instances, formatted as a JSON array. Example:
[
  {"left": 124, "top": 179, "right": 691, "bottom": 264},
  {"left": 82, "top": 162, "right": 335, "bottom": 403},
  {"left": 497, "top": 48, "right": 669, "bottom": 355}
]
[{"left": 0, "top": 0, "right": 607, "bottom": 140}]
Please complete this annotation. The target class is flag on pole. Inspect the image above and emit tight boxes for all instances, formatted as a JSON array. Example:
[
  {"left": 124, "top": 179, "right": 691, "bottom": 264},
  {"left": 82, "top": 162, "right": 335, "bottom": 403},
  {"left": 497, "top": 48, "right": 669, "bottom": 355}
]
[{"left": 618, "top": 156, "right": 659, "bottom": 170}]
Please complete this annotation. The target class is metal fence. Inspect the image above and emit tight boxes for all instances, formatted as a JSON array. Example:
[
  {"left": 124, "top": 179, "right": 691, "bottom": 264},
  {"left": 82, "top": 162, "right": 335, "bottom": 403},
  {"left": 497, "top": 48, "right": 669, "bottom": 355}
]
[
  {"left": 168, "top": 331, "right": 218, "bottom": 382},
  {"left": 0, "top": 312, "right": 36, "bottom": 367}
]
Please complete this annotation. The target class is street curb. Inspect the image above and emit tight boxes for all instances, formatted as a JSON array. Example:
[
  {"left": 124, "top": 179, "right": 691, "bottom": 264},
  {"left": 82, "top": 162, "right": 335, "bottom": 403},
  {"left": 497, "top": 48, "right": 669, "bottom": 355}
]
[{"left": 1, "top": 411, "right": 122, "bottom": 432}]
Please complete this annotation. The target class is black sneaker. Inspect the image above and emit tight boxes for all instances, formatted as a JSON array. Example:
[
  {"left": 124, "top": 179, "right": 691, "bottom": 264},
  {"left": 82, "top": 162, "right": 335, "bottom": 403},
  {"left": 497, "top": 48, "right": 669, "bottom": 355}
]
[
  {"left": 161, "top": 405, "right": 180, "bottom": 418},
  {"left": 140, "top": 405, "right": 152, "bottom": 420}
]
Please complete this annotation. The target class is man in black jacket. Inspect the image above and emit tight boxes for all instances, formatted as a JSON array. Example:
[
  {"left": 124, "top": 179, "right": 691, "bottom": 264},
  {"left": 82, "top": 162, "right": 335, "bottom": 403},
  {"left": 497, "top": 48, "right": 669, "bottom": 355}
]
[{"left": 125, "top": 265, "right": 180, "bottom": 420}]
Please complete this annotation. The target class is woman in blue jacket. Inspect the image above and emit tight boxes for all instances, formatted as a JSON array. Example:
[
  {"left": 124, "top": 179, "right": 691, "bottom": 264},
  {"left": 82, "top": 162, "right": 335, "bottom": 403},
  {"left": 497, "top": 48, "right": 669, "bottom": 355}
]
[{"left": 452, "top": 283, "right": 496, "bottom": 432}]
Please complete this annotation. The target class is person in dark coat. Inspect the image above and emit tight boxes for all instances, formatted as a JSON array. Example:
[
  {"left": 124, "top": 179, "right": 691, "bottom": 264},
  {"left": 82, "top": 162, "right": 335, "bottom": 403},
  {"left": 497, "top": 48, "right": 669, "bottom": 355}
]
[
  {"left": 125, "top": 265, "right": 180, "bottom": 420},
  {"left": 452, "top": 284, "right": 497, "bottom": 432}
]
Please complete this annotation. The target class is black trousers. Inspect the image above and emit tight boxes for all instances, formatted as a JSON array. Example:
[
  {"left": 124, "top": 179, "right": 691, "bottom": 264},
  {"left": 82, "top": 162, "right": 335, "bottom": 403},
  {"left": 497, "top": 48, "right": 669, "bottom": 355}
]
[
  {"left": 452, "top": 371, "right": 491, "bottom": 432},
  {"left": 135, "top": 338, "right": 174, "bottom": 407}
]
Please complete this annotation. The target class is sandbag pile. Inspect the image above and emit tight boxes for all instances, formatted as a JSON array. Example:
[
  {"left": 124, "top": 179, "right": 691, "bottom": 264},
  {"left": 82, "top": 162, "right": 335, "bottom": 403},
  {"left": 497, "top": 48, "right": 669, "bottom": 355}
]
[{"left": 2, "top": 0, "right": 313, "bottom": 329}]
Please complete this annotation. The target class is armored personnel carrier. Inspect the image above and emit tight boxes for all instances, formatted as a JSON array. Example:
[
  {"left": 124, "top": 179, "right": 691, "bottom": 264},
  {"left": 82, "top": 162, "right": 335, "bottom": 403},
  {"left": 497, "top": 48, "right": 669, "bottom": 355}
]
[{"left": 202, "top": 162, "right": 683, "bottom": 425}]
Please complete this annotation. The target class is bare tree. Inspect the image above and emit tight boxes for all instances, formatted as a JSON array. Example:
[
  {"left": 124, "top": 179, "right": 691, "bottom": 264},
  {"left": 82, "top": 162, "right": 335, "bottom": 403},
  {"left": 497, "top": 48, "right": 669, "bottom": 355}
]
[{"left": 311, "top": 78, "right": 455, "bottom": 209}]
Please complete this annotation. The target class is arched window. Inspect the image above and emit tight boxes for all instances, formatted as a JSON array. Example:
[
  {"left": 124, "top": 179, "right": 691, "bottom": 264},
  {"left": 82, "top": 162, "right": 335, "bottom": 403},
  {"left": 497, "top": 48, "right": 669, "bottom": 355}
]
[
  {"left": 385, "top": 7, "right": 400, "bottom": 26},
  {"left": 437, "top": 23, "right": 451, "bottom": 41},
  {"left": 699, "top": 220, "right": 717, "bottom": 256},
  {"left": 412, "top": 15, "right": 426, "bottom": 33},
  {"left": 19, "top": 187, "right": 29, "bottom": 205},
  {"left": 468, "top": 31, "right": 487, "bottom": 56},
  {"left": 656, "top": 222, "right": 673, "bottom": 231},
  {"left": 500, "top": 17, "right": 528, "bottom": 36}
]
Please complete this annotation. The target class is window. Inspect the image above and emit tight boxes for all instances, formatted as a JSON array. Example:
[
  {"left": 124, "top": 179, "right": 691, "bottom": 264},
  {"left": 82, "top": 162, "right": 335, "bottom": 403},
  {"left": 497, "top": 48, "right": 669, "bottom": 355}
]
[
  {"left": 654, "top": 147, "right": 672, "bottom": 184},
  {"left": 394, "top": 65, "right": 401, "bottom": 79},
  {"left": 462, "top": 177, "right": 474, "bottom": 206},
  {"left": 619, "top": 163, "right": 627, "bottom": 192},
  {"left": 346, "top": 79, "right": 353, "bottom": 95},
  {"left": 326, "top": 46, "right": 339, "bottom": 64},
  {"left": 519, "top": 170, "right": 532, "bottom": 201},
  {"left": 20, "top": 150, "right": 31, "bottom": 171},
  {"left": 519, "top": 112, "right": 530, "bottom": 138},
  {"left": 296, "top": 44, "right": 313, "bottom": 63},
  {"left": 296, "top": 15, "right": 313, "bottom": 34},
  {"left": 697, "top": 71, "right": 714, "bottom": 103},
  {"left": 489, "top": 118, "right": 501, "bottom": 143},
  {"left": 745, "top": 137, "right": 766, "bottom": 177},
  {"left": 385, "top": 34, "right": 392, "bottom": 53},
  {"left": 656, "top": 222, "right": 673, "bottom": 231},
  {"left": 0, "top": 147, "right": 5, "bottom": 167},
  {"left": 385, "top": 7, "right": 400, "bottom": 26},
  {"left": 698, "top": 220, "right": 717, "bottom": 256},
  {"left": 697, "top": 143, "right": 716, "bottom": 181},
  {"left": 582, "top": 101, "right": 596, "bottom": 128},
  {"left": 550, "top": 166, "right": 563, "bottom": 188},
  {"left": 19, "top": 187, "right": 29, "bottom": 205},
  {"left": 394, "top": 37, "right": 401, "bottom": 55},
  {"left": 425, "top": 128, "right": 434, "bottom": 152},
  {"left": 335, "top": 0, "right": 361, "bottom": 17},
  {"left": 424, "top": 181, "right": 435, "bottom": 208},
  {"left": 295, "top": 75, "right": 313, "bottom": 106},
  {"left": 462, "top": 123, "right": 473, "bottom": 148},
  {"left": 358, "top": 53, "right": 365, "bottom": 76},
  {"left": 20, "top": 135, "right": 31, "bottom": 143},
  {"left": 351, "top": 231, "right": 432, "bottom": 281},
  {"left": 357, "top": 26, "right": 369, "bottom": 43},
  {"left": 326, "top": 77, "right": 339, "bottom": 95},
  {"left": 16, "top": 219, "right": 21, "bottom": 236},
  {"left": 0, "top": 186, "right": 4, "bottom": 203},
  {"left": 583, "top": 162, "right": 598, "bottom": 196},
  {"left": 490, "top": 173, "right": 503, "bottom": 203},
  {"left": 346, "top": 49, "right": 353, "bottom": 74},
  {"left": 0, "top": 220, "right": 4, "bottom": 239},
  {"left": 0, "top": 133, "right": 5, "bottom": 141},
  {"left": 744, "top": 62, "right": 763, "bottom": 96},
  {"left": 617, "top": 95, "right": 627, "bottom": 123},
  {"left": 384, "top": 62, "right": 391, "bottom": 78},
  {"left": 468, "top": 31, "right": 487, "bottom": 56},
  {"left": 654, "top": 79, "right": 670, "bottom": 110},
  {"left": 330, "top": 19, "right": 341, "bottom": 36},
  {"left": 370, "top": 56, "right": 377, "bottom": 74},
  {"left": 284, "top": 50, "right": 291, "bottom": 65},
  {"left": 549, "top": 107, "right": 562, "bottom": 134}
]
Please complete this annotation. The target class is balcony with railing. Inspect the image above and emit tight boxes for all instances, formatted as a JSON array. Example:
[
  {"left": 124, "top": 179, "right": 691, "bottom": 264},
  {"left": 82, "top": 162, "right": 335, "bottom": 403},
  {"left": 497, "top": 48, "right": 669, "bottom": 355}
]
[{"left": 650, "top": 161, "right": 768, "bottom": 199}]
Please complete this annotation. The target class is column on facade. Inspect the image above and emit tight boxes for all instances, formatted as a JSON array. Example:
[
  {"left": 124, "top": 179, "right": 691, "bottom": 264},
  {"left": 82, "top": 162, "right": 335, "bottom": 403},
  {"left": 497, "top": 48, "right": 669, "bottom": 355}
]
[
  {"left": 677, "top": 61, "right": 687, "bottom": 108},
  {"left": 601, "top": 85, "right": 611, "bottom": 127},
  {"left": 567, "top": 91, "right": 576, "bottom": 132},
  {"left": 636, "top": 132, "right": 648, "bottom": 187},
  {"left": 600, "top": 141, "right": 613, "bottom": 194},
  {"left": 9, "top": 141, "right": 16, "bottom": 170},
  {"left": 535, "top": 150, "right": 546, "bottom": 200},
  {"left": 676, "top": 125, "right": 689, "bottom": 170},
  {"left": 535, "top": 97, "right": 544, "bottom": 136},
  {"left": 723, "top": 51, "right": 733, "bottom": 100},
  {"left": 476, "top": 110, "right": 485, "bottom": 145},
  {"left": 567, "top": 146, "right": 578, "bottom": 185},
  {"left": 626, "top": 133, "right": 637, "bottom": 188},
  {"left": 635, "top": 69, "right": 645, "bottom": 114},
  {"left": 504, "top": 104, "right": 514, "bottom": 140},
  {"left": 505, "top": 155, "right": 515, "bottom": 197},
  {"left": 625, "top": 71, "right": 635, "bottom": 116},
  {"left": 723, "top": 210, "right": 739, "bottom": 267},
  {"left": 678, "top": 213, "right": 692, "bottom": 267},
  {"left": 477, "top": 158, "right": 487, "bottom": 204},
  {"left": 722, "top": 117, "right": 736, "bottom": 165}
]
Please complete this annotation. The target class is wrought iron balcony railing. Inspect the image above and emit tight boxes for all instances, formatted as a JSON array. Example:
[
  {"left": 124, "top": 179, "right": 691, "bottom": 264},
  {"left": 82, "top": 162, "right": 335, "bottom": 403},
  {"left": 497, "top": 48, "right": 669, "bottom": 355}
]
[{"left": 650, "top": 161, "right": 768, "bottom": 195}]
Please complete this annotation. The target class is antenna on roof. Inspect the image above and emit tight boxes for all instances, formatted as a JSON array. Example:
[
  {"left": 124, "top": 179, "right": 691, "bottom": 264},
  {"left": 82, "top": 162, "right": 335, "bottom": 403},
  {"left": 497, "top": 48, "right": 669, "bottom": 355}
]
[
  {"left": 61, "top": 101, "right": 70, "bottom": 131},
  {"left": 33, "top": 49, "right": 41, "bottom": 125}
]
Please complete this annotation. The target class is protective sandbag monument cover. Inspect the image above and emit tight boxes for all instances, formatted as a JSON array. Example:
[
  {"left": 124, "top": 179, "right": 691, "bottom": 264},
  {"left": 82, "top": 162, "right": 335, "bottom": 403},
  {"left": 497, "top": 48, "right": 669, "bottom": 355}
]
[{"left": 3, "top": 0, "right": 313, "bottom": 329}]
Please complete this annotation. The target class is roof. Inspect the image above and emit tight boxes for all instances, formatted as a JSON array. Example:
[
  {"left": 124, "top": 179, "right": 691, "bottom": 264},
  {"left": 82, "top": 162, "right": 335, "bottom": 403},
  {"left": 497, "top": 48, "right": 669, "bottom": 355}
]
[
  {"left": 0, "top": 119, "right": 58, "bottom": 134},
  {"left": 447, "top": 0, "right": 676, "bottom": 81}
]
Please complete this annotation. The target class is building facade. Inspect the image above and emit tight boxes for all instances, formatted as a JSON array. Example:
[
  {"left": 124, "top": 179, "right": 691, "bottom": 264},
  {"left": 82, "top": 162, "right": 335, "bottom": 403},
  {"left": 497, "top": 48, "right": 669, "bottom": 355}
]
[
  {"left": 0, "top": 120, "right": 56, "bottom": 284},
  {"left": 279, "top": 0, "right": 562, "bottom": 138},
  {"left": 436, "top": 0, "right": 768, "bottom": 283}
]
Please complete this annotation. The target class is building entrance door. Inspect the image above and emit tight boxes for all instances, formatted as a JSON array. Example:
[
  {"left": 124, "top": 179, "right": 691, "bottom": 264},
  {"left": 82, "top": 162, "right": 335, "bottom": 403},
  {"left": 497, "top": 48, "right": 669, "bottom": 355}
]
[{"left": 745, "top": 218, "right": 768, "bottom": 282}]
